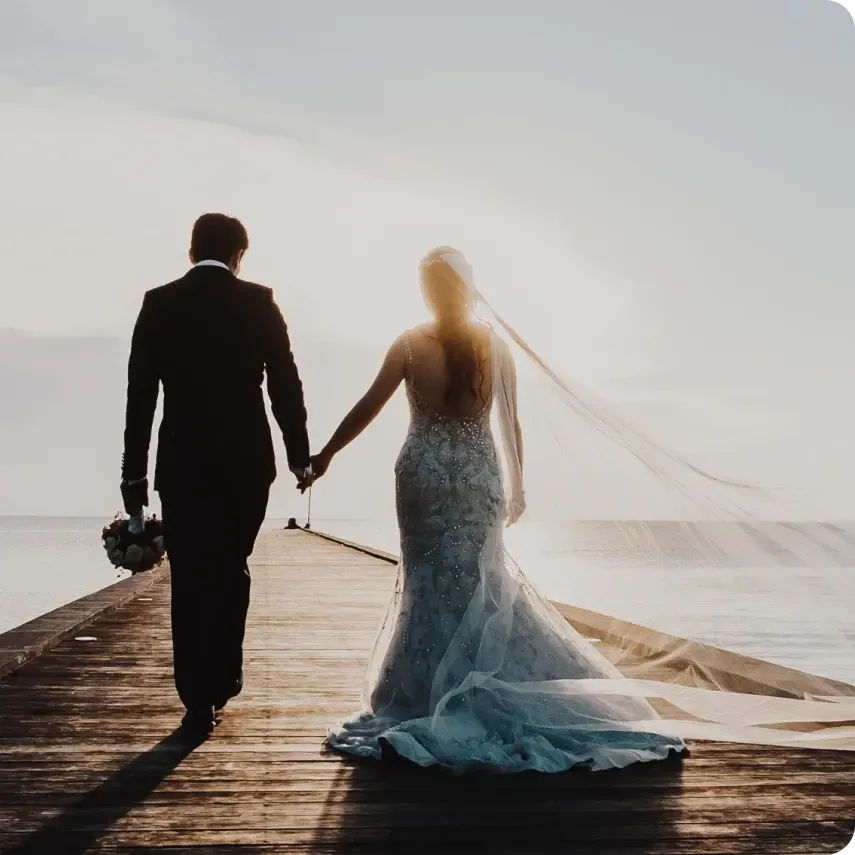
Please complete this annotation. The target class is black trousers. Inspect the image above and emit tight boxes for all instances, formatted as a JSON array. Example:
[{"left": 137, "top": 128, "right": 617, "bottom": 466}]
[{"left": 159, "top": 476, "right": 270, "bottom": 710}]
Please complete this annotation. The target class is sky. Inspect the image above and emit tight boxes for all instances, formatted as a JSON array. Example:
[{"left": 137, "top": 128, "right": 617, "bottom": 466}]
[{"left": 0, "top": 0, "right": 852, "bottom": 519}]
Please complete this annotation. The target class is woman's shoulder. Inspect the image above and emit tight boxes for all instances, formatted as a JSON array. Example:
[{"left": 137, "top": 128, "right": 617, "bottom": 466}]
[
  {"left": 387, "top": 326, "right": 428, "bottom": 362},
  {"left": 396, "top": 324, "right": 435, "bottom": 351},
  {"left": 404, "top": 322, "right": 434, "bottom": 338},
  {"left": 397, "top": 321, "right": 497, "bottom": 355},
  {"left": 393, "top": 326, "right": 425, "bottom": 348},
  {"left": 405, "top": 320, "right": 493, "bottom": 336}
]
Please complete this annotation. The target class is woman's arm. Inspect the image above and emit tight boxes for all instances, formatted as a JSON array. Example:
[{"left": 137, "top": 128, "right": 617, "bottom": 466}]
[
  {"left": 493, "top": 335, "right": 526, "bottom": 525},
  {"left": 510, "top": 367, "right": 523, "bottom": 469},
  {"left": 500, "top": 337, "right": 524, "bottom": 468},
  {"left": 313, "top": 336, "right": 407, "bottom": 475}
]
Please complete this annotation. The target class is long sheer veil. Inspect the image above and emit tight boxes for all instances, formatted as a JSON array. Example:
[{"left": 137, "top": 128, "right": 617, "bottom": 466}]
[
  {"left": 372, "top": 247, "right": 855, "bottom": 753},
  {"left": 484, "top": 256, "right": 855, "bottom": 749}
]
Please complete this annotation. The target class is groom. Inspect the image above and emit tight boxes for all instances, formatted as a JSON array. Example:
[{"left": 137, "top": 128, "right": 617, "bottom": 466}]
[{"left": 121, "top": 213, "right": 313, "bottom": 736}]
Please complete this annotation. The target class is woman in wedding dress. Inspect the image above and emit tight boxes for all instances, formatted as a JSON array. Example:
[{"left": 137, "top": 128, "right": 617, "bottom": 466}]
[{"left": 310, "top": 246, "right": 687, "bottom": 773}]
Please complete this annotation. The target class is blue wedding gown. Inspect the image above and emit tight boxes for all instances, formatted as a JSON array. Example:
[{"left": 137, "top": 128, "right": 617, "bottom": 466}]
[{"left": 327, "top": 333, "right": 686, "bottom": 773}]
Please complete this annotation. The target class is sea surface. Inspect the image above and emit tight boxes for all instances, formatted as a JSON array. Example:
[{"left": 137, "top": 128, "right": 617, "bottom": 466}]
[{"left": 1, "top": 515, "right": 853, "bottom": 686}]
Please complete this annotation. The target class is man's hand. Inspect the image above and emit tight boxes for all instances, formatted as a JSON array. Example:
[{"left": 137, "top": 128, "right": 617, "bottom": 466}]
[
  {"left": 290, "top": 464, "right": 315, "bottom": 494},
  {"left": 120, "top": 477, "right": 149, "bottom": 516}
]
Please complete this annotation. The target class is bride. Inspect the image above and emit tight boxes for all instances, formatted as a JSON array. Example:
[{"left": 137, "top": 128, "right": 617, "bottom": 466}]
[{"left": 310, "top": 246, "right": 687, "bottom": 773}]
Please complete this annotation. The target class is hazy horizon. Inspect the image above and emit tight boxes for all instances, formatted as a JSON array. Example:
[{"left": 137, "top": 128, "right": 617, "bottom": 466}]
[{"left": 0, "top": 1, "right": 853, "bottom": 521}]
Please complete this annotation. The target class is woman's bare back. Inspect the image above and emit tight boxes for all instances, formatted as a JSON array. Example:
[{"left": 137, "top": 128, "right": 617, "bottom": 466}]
[{"left": 403, "top": 322, "right": 494, "bottom": 420}]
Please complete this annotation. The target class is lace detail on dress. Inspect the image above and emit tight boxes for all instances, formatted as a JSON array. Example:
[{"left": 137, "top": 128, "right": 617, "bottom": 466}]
[
  {"left": 382, "top": 377, "right": 502, "bottom": 711},
  {"left": 326, "top": 331, "right": 686, "bottom": 773}
]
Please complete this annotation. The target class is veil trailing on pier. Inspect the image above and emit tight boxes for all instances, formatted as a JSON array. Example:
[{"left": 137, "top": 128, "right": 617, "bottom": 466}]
[{"left": 351, "top": 247, "right": 855, "bottom": 761}]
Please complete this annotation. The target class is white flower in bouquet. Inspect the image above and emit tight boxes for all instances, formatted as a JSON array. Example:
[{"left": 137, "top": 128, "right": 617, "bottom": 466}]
[
  {"left": 104, "top": 536, "right": 118, "bottom": 553},
  {"left": 124, "top": 544, "right": 144, "bottom": 566},
  {"left": 109, "top": 548, "right": 125, "bottom": 567}
]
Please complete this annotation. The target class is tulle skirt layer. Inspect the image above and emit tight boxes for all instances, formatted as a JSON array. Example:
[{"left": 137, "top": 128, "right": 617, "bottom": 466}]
[
  {"left": 328, "top": 690, "right": 687, "bottom": 774},
  {"left": 327, "top": 417, "right": 686, "bottom": 773}
]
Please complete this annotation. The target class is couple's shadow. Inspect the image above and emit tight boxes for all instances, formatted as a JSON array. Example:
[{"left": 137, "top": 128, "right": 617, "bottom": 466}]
[
  {"left": 310, "top": 745, "right": 687, "bottom": 855},
  {"left": 1, "top": 728, "right": 685, "bottom": 854},
  {"left": 1, "top": 728, "right": 203, "bottom": 855}
]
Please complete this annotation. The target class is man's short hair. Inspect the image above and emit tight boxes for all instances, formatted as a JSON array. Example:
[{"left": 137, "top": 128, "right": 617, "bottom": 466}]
[{"left": 190, "top": 213, "right": 249, "bottom": 264}]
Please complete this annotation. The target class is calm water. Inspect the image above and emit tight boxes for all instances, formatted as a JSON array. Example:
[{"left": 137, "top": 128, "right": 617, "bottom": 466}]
[
  {"left": 0, "top": 516, "right": 296, "bottom": 632},
  {"left": 0, "top": 517, "right": 125, "bottom": 632},
  {"left": 1, "top": 516, "right": 853, "bottom": 685}
]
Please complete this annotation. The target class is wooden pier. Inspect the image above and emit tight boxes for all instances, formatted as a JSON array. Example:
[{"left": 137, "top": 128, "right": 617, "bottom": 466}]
[{"left": 0, "top": 530, "right": 853, "bottom": 854}]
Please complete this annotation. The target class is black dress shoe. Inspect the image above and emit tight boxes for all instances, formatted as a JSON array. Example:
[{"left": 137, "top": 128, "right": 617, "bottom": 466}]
[
  {"left": 180, "top": 705, "right": 216, "bottom": 737},
  {"left": 214, "top": 689, "right": 240, "bottom": 712},
  {"left": 215, "top": 674, "right": 243, "bottom": 711}
]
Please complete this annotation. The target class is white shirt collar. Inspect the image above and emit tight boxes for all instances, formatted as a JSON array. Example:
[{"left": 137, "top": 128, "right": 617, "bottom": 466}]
[{"left": 194, "top": 259, "right": 231, "bottom": 271}]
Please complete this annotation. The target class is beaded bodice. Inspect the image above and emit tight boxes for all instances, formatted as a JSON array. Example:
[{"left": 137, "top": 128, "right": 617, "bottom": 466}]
[{"left": 395, "top": 336, "right": 503, "bottom": 551}]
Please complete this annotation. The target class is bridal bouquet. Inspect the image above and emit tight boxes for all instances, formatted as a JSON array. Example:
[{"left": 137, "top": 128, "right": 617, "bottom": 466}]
[{"left": 101, "top": 515, "right": 166, "bottom": 574}]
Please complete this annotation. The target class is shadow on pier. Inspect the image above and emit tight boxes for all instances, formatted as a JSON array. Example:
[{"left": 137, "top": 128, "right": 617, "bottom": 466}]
[
  {"left": 0, "top": 531, "right": 852, "bottom": 854},
  {"left": 309, "top": 749, "right": 688, "bottom": 855},
  {"left": 2, "top": 730, "right": 202, "bottom": 855}
]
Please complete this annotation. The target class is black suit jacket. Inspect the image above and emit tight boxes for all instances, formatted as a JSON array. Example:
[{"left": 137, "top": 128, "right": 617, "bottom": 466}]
[{"left": 122, "top": 265, "right": 310, "bottom": 493}]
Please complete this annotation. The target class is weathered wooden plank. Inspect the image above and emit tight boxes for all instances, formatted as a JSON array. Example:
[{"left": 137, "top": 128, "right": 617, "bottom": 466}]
[
  {"left": 0, "top": 530, "right": 852, "bottom": 855},
  {"left": 1, "top": 820, "right": 851, "bottom": 851},
  {"left": 1, "top": 773, "right": 852, "bottom": 795},
  {"left": 0, "top": 567, "right": 169, "bottom": 680},
  {"left": 0, "top": 836, "right": 847, "bottom": 855},
  {"left": 1, "top": 791, "right": 853, "bottom": 819}
]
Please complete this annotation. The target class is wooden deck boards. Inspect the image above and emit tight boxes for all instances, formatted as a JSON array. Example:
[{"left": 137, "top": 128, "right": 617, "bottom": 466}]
[{"left": 0, "top": 530, "right": 853, "bottom": 854}]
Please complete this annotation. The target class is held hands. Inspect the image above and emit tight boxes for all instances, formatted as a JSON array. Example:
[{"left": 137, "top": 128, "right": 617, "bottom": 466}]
[
  {"left": 292, "top": 450, "right": 332, "bottom": 494},
  {"left": 310, "top": 452, "right": 332, "bottom": 480},
  {"left": 292, "top": 465, "right": 315, "bottom": 494}
]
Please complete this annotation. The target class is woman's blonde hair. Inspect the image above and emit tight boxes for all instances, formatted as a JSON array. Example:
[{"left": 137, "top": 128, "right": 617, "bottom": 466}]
[{"left": 419, "top": 246, "right": 483, "bottom": 407}]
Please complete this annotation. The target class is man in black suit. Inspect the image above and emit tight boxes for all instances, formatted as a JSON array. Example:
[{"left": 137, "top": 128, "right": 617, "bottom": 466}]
[{"left": 121, "top": 213, "right": 312, "bottom": 736}]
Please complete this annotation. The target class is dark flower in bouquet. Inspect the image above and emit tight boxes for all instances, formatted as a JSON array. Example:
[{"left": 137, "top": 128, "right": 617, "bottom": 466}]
[{"left": 101, "top": 514, "right": 166, "bottom": 574}]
